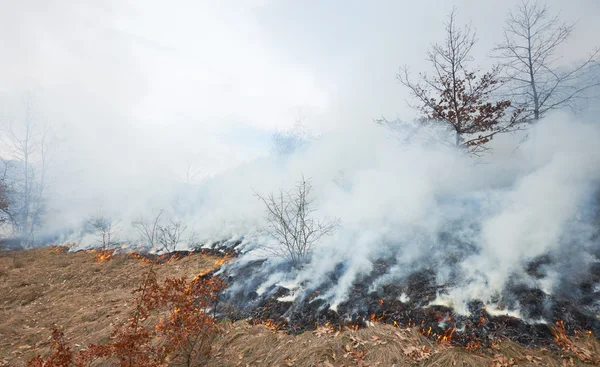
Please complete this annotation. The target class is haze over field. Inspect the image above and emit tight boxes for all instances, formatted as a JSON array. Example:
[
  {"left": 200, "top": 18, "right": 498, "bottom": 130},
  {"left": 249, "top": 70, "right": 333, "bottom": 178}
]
[{"left": 1, "top": 0, "right": 600, "bottom": 316}]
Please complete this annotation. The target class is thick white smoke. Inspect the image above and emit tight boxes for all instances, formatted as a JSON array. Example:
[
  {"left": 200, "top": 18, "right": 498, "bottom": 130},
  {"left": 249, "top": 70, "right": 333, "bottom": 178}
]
[{"left": 44, "top": 112, "right": 600, "bottom": 316}]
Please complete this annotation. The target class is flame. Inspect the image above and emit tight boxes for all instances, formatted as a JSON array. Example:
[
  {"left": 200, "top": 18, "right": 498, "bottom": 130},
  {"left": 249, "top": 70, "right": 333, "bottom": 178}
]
[
  {"left": 437, "top": 326, "right": 456, "bottom": 344},
  {"left": 130, "top": 253, "right": 152, "bottom": 264},
  {"left": 166, "top": 255, "right": 179, "bottom": 263},
  {"left": 51, "top": 244, "right": 73, "bottom": 253},
  {"left": 552, "top": 320, "right": 569, "bottom": 347},
  {"left": 551, "top": 321, "right": 600, "bottom": 364},
  {"left": 417, "top": 325, "right": 433, "bottom": 338},
  {"left": 478, "top": 316, "right": 486, "bottom": 326},
  {"left": 94, "top": 249, "right": 114, "bottom": 262},
  {"left": 574, "top": 329, "right": 594, "bottom": 336},
  {"left": 379, "top": 299, "right": 384, "bottom": 306},
  {"left": 214, "top": 258, "right": 227, "bottom": 267},
  {"left": 259, "top": 318, "right": 285, "bottom": 332},
  {"left": 466, "top": 341, "right": 481, "bottom": 351},
  {"left": 369, "top": 314, "right": 383, "bottom": 323}
]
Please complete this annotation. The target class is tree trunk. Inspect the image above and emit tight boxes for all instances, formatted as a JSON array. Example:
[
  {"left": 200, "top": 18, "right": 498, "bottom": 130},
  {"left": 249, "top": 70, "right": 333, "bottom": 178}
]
[{"left": 527, "top": 27, "right": 540, "bottom": 122}]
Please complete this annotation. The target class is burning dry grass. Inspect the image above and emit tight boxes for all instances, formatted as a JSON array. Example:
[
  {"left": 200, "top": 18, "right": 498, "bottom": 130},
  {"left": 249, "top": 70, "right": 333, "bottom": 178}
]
[
  {"left": 0, "top": 246, "right": 224, "bottom": 366},
  {"left": 209, "top": 322, "right": 600, "bottom": 367},
  {"left": 2, "top": 247, "right": 599, "bottom": 367}
]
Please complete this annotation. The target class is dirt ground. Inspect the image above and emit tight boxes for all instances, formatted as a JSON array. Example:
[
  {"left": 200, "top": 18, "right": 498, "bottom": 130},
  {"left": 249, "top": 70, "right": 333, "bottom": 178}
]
[
  {"left": 209, "top": 321, "right": 600, "bottom": 367},
  {"left": 1, "top": 247, "right": 599, "bottom": 367},
  {"left": 0, "top": 247, "right": 222, "bottom": 366}
]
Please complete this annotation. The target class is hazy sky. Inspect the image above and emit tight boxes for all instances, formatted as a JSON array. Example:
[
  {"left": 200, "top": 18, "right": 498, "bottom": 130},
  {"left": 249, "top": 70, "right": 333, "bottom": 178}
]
[{"left": 1, "top": 0, "right": 599, "bottom": 177}]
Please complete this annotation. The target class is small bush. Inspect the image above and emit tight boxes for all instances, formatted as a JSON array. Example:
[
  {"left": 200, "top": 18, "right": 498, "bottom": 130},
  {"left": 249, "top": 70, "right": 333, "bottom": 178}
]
[{"left": 28, "top": 267, "right": 226, "bottom": 367}]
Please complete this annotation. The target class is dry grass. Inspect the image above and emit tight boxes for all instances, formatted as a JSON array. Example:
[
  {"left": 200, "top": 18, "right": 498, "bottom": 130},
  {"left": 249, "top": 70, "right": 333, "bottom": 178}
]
[
  {"left": 1, "top": 247, "right": 599, "bottom": 367},
  {"left": 209, "top": 322, "right": 600, "bottom": 367},
  {"left": 0, "top": 247, "right": 223, "bottom": 366}
]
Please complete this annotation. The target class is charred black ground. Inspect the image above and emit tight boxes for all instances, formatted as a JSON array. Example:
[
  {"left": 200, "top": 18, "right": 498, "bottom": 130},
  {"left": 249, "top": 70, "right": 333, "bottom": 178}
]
[
  {"left": 207, "top": 195, "right": 600, "bottom": 349},
  {"left": 216, "top": 249, "right": 600, "bottom": 349},
  {"left": 4, "top": 234, "right": 598, "bottom": 350}
]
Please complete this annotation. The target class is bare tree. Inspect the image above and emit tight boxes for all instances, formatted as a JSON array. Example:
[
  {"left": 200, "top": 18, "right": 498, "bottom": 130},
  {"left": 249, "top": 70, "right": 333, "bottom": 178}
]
[
  {"left": 494, "top": 0, "right": 600, "bottom": 121},
  {"left": 0, "top": 181, "right": 10, "bottom": 228},
  {"left": 0, "top": 96, "right": 54, "bottom": 245},
  {"left": 86, "top": 212, "right": 121, "bottom": 251},
  {"left": 132, "top": 210, "right": 164, "bottom": 250},
  {"left": 255, "top": 176, "right": 339, "bottom": 266},
  {"left": 0, "top": 159, "right": 13, "bottom": 229},
  {"left": 272, "top": 117, "right": 312, "bottom": 156},
  {"left": 393, "top": 9, "right": 522, "bottom": 155},
  {"left": 182, "top": 160, "right": 202, "bottom": 185},
  {"left": 157, "top": 218, "right": 187, "bottom": 253}
]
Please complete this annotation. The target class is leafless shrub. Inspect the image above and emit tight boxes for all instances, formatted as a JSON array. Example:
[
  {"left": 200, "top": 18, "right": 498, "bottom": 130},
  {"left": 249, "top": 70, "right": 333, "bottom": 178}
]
[
  {"left": 255, "top": 175, "right": 339, "bottom": 266},
  {"left": 86, "top": 212, "right": 120, "bottom": 251},
  {"left": 157, "top": 219, "right": 187, "bottom": 253},
  {"left": 132, "top": 210, "right": 164, "bottom": 250}
]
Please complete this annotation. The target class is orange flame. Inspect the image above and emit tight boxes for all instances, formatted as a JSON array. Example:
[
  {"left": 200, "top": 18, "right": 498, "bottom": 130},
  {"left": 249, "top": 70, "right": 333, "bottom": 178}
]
[
  {"left": 478, "top": 316, "right": 486, "bottom": 326},
  {"left": 214, "top": 258, "right": 227, "bottom": 267},
  {"left": 466, "top": 341, "right": 481, "bottom": 351},
  {"left": 94, "top": 249, "right": 114, "bottom": 262},
  {"left": 437, "top": 326, "right": 456, "bottom": 344},
  {"left": 552, "top": 320, "right": 569, "bottom": 346}
]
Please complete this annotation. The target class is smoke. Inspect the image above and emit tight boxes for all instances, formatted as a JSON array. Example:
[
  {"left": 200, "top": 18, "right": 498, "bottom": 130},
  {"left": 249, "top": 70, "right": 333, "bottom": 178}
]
[
  {"left": 15, "top": 107, "right": 592, "bottom": 318},
  {"left": 183, "top": 113, "right": 598, "bottom": 317},
  {"left": 1, "top": 2, "right": 599, "bottom": 324}
]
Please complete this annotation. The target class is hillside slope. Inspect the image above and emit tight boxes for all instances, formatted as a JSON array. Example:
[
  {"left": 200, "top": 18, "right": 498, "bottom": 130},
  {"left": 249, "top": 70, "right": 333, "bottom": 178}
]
[
  {"left": 0, "top": 247, "right": 222, "bottom": 366},
  {"left": 1, "top": 248, "right": 599, "bottom": 367}
]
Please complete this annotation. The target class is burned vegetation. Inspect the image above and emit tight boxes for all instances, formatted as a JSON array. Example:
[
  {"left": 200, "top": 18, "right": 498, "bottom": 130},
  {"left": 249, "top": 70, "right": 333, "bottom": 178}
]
[{"left": 214, "top": 237, "right": 600, "bottom": 352}]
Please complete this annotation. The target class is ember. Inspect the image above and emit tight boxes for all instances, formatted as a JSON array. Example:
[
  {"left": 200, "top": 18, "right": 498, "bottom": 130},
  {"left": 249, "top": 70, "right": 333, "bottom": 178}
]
[
  {"left": 218, "top": 252, "right": 600, "bottom": 350},
  {"left": 437, "top": 326, "right": 456, "bottom": 343},
  {"left": 94, "top": 249, "right": 115, "bottom": 262}
]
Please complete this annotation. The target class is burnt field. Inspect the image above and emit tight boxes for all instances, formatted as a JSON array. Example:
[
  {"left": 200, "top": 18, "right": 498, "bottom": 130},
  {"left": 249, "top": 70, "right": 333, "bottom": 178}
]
[
  {"left": 2, "top": 244, "right": 600, "bottom": 366},
  {"left": 216, "top": 250, "right": 600, "bottom": 350}
]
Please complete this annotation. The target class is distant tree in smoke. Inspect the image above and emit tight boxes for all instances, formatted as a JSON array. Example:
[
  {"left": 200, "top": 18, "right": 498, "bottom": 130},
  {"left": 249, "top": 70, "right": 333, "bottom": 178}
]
[
  {"left": 133, "top": 210, "right": 194, "bottom": 253},
  {"left": 389, "top": 8, "right": 523, "bottom": 155},
  {"left": 132, "top": 209, "right": 163, "bottom": 250},
  {"left": 157, "top": 218, "right": 187, "bottom": 253},
  {"left": 86, "top": 212, "right": 121, "bottom": 251},
  {"left": 272, "top": 117, "right": 312, "bottom": 156},
  {"left": 255, "top": 176, "right": 339, "bottom": 266},
  {"left": 493, "top": 0, "right": 600, "bottom": 122},
  {"left": 0, "top": 181, "right": 10, "bottom": 227},
  {"left": 0, "top": 96, "right": 54, "bottom": 245}
]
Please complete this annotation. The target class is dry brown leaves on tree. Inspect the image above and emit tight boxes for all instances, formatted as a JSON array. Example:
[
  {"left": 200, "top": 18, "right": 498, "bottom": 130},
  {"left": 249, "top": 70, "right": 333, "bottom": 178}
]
[{"left": 27, "top": 268, "right": 225, "bottom": 367}]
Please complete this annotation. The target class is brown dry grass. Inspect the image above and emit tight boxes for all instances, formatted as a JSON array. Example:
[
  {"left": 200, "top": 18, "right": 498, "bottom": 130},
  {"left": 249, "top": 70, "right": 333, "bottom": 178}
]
[
  {"left": 2, "top": 247, "right": 599, "bottom": 367},
  {"left": 208, "top": 322, "right": 600, "bottom": 367},
  {"left": 0, "top": 247, "right": 222, "bottom": 366}
]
